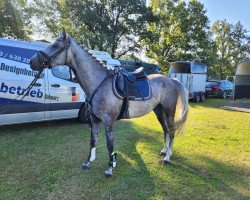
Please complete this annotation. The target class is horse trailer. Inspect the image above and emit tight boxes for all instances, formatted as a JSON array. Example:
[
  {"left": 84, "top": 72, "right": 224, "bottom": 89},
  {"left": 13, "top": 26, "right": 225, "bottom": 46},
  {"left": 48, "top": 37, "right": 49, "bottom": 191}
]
[
  {"left": 168, "top": 61, "right": 208, "bottom": 102},
  {"left": 234, "top": 60, "right": 250, "bottom": 99}
]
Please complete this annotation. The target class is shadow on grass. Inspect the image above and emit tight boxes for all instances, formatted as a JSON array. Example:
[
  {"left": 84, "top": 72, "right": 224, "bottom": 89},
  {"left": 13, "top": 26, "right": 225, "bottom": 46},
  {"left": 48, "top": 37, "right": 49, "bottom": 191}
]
[
  {"left": 0, "top": 119, "right": 158, "bottom": 199},
  {"left": 0, "top": 118, "right": 86, "bottom": 135},
  {"left": 164, "top": 154, "right": 249, "bottom": 199},
  {"left": 0, "top": 118, "right": 248, "bottom": 199}
]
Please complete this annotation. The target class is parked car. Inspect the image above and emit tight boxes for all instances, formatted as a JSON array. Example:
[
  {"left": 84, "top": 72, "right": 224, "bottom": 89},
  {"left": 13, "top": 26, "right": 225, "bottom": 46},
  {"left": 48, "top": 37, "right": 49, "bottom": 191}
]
[{"left": 206, "top": 80, "right": 234, "bottom": 99}]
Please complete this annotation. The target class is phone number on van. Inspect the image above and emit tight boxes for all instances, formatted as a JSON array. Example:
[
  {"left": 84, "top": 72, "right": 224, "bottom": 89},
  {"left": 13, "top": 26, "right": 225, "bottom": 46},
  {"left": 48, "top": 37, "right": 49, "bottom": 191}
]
[{"left": 0, "top": 51, "right": 30, "bottom": 64}]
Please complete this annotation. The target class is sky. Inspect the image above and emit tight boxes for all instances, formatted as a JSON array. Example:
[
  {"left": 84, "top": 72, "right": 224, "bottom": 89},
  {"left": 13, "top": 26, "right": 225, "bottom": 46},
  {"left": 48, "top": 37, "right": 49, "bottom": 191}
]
[{"left": 196, "top": 0, "right": 250, "bottom": 31}]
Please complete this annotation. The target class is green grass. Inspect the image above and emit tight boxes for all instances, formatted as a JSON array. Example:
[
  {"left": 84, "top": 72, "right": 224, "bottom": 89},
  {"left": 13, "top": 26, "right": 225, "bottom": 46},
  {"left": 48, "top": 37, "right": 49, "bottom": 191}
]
[{"left": 0, "top": 99, "right": 249, "bottom": 200}]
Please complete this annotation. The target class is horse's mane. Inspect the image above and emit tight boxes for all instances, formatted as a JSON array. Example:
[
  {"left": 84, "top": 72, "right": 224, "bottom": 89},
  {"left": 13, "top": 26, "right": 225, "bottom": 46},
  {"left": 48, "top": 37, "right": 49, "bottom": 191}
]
[{"left": 71, "top": 37, "right": 113, "bottom": 71}]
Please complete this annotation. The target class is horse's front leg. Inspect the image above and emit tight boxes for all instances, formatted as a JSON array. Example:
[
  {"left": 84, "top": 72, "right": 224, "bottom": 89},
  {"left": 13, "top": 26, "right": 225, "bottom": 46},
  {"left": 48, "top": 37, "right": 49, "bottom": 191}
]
[
  {"left": 103, "top": 118, "right": 116, "bottom": 177},
  {"left": 82, "top": 115, "right": 100, "bottom": 169}
]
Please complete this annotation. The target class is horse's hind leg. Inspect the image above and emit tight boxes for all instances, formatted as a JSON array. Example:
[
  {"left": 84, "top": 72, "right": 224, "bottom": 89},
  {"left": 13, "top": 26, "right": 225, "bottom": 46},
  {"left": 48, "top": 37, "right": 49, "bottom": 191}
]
[
  {"left": 82, "top": 115, "right": 101, "bottom": 169},
  {"left": 154, "top": 105, "right": 175, "bottom": 164},
  {"left": 154, "top": 105, "right": 168, "bottom": 154},
  {"left": 162, "top": 113, "right": 175, "bottom": 164}
]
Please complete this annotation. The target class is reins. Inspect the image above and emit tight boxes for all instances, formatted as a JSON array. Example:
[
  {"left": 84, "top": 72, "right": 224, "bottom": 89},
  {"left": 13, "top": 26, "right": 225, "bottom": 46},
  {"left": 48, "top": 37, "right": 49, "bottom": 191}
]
[
  {"left": 0, "top": 37, "right": 70, "bottom": 115},
  {"left": 0, "top": 36, "right": 114, "bottom": 123},
  {"left": 67, "top": 41, "right": 119, "bottom": 124},
  {"left": 84, "top": 70, "right": 117, "bottom": 124},
  {"left": 87, "top": 71, "right": 117, "bottom": 104},
  {"left": 19, "top": 69, "right": 45, "bottom": 101}
]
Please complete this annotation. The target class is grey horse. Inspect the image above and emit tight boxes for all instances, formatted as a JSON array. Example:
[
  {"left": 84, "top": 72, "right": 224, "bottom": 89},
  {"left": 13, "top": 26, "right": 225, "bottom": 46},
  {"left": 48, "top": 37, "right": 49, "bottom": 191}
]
[{"left": 30, "top": 30, "right": 188, "bottom": 177}]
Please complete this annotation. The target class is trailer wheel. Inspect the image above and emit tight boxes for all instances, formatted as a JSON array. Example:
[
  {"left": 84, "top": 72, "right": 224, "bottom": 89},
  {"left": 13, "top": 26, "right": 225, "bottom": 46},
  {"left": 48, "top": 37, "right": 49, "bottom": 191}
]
[
  {"left": 222, "top": 91, "right": 227, "bottom": 99},
  {"left": 78, "top": 104, "right": 88, "bottom": 124},
  {"left": 200, "top": 93, "right": 206, "bottom": 102},
  {"left": 194, "top": 93, "right": 201, "bottom": 102}
]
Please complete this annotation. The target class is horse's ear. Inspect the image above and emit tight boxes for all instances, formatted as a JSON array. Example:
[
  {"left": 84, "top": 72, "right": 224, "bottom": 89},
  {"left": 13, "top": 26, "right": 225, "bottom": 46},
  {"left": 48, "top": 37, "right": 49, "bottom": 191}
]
[{"left": 60, "top": 28, "right": 67, "bottom": 40}]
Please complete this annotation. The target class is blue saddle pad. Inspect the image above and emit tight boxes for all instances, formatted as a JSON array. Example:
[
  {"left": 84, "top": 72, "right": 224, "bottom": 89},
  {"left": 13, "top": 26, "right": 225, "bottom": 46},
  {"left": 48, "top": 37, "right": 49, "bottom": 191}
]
[{"left": 113, "top": 75, "right": 152, "bottom": 101}]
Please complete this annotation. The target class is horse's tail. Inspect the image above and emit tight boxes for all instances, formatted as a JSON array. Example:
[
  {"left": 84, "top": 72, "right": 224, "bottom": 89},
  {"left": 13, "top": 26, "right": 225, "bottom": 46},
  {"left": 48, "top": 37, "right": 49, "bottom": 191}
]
[{"left": 172, "top": 79, "right": 189, "bottom": 133}]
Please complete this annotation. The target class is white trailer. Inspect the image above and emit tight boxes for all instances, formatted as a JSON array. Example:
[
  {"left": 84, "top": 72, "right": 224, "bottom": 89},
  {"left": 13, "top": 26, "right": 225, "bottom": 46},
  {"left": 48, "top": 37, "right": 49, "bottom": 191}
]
[{"left": 168, "top": 61, "right": 208, "bottom": 102}]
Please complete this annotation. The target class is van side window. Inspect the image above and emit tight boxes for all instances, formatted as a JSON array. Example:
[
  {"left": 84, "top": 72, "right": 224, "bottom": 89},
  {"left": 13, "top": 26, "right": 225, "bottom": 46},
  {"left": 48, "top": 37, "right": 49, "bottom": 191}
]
[{"left": 52, "top": 65, "right": 76, "bottom": 82}]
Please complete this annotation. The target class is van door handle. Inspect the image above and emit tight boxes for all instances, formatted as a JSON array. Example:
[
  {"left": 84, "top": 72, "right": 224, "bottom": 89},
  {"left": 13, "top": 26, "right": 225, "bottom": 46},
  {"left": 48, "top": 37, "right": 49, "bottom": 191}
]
[
  {"left": 51, "top": 84, "right": 60, "bottom": 88},
  {"left": 33, "top": 83, "right": 41, "bottom": 87}
]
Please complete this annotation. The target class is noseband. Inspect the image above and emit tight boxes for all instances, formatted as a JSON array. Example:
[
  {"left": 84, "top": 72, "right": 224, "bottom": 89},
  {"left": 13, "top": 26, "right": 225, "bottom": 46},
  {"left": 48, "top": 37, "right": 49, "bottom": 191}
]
[{"left": 38, "top": 38, "right": 70, "bottom": 68}]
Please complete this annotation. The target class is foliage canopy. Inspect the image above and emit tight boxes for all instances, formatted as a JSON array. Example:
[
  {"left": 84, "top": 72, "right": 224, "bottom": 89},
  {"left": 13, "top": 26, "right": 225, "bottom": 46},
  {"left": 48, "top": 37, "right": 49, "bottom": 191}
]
[
  {"left": 25, "top": 0, "right": 154, "bottom": 58},
  {"left": 210, "top": 20, "right": 250, "bottom": 79},
  {"left": 0, "top": 0, "right": 29, "bottom": 39},
  {"left": 142, "top": 0, "right": 214, "bottom": 74},
  {"left": 2, "top": 0, "right": 250, "bottom": 78}
]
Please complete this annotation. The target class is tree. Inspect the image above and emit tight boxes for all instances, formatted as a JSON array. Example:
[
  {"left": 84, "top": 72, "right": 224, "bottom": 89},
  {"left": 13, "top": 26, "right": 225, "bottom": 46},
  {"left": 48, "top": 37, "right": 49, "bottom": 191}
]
[
  {"left": 142, "top": 0, "right": 212, "bottom": 74},
  {"left": 0, "top": 0, "right": 29, "bottom": 39},
  {"left": 211, "top": 20, "right": 250, "bottom": 79},
  {"left": 24, "top": 0, "right": 155, "bottom": 58}
]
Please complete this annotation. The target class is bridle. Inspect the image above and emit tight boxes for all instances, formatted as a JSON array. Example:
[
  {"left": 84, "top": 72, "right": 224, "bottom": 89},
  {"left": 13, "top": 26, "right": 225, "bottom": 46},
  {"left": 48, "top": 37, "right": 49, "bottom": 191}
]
[
  {"left": 25, "top": 37, "right": 70, "bottom": 99},
  {"left": 37, "top": 37, "right": 71, "bottom": 69}
]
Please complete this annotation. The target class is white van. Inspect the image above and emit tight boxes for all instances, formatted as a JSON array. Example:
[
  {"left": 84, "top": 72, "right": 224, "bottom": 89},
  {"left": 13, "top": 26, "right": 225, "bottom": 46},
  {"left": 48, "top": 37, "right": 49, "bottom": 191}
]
[{"left": 0, "top": 38, "right": 89, "bottom": 125}]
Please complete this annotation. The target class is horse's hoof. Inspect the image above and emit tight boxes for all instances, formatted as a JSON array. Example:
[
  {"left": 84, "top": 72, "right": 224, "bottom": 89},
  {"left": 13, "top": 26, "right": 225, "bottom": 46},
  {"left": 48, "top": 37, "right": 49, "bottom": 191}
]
[
  {"left": 81, "top": 161, "right": 90, "bottom": 170},
  {"left": 82, "top": 165, "right": 90, "bottom": 170},
  {"left": 163, "top": 160, "right": 171, "bottom": 165},
  {"left": 104, "top": 167, "right": 113, "bottom": 178},
  {"left": 160, "top": 151, "right": 167, "bottom": 156},
  {"left": 104, "top": 172, "right": 112, "bottom": 178}
]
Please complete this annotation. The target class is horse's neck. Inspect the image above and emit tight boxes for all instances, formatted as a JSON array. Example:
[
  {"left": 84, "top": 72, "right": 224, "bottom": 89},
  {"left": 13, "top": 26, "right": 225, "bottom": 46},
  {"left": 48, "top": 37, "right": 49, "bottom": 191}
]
[{"left": 68, "top": 40, "right": 107, "bottom": 98}]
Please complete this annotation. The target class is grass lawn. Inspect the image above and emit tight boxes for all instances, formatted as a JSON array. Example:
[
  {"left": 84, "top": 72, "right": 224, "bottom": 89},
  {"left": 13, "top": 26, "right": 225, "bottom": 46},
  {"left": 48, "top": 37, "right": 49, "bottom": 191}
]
[{"left": 0, "top": 99, "right": 249, "bottom": 200}]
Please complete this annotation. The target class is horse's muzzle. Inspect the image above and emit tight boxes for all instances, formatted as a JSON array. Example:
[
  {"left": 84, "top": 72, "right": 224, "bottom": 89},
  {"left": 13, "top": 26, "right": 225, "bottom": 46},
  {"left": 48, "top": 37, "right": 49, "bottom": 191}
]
[{"left": 30, "top": 53, "right": 44, "bottom": 71}]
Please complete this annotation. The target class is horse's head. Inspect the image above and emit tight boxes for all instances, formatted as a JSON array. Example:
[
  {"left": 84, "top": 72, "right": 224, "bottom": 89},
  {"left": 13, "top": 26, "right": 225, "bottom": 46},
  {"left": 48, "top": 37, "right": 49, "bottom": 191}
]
[{"left": 30, "top": 29, "right": 70, "bottom": 71}]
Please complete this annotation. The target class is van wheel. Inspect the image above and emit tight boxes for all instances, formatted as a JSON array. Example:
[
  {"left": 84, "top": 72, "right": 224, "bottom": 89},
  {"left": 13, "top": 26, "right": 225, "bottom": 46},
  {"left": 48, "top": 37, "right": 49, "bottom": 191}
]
[
  {"left": 78, "top": 104, "right": 88, "bottom": 124},
  {"left": 194, "top": 93, "right": 201, "bottom": 102},
  {"left": 200, "top": 93, "right": 206, "bottom": 102}
]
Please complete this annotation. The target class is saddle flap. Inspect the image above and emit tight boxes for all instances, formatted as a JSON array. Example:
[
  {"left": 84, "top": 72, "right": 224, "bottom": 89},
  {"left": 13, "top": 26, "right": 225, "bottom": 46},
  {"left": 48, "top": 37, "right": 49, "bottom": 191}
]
[
  {"left": 113, "top": 67, "right": 152, "bottom": 100},
  {"left": 124, "top": 77, "right": 137, "bottom": 97},
  {"left": 127, "top": 75, "right": 136, "bottom": 83}
]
